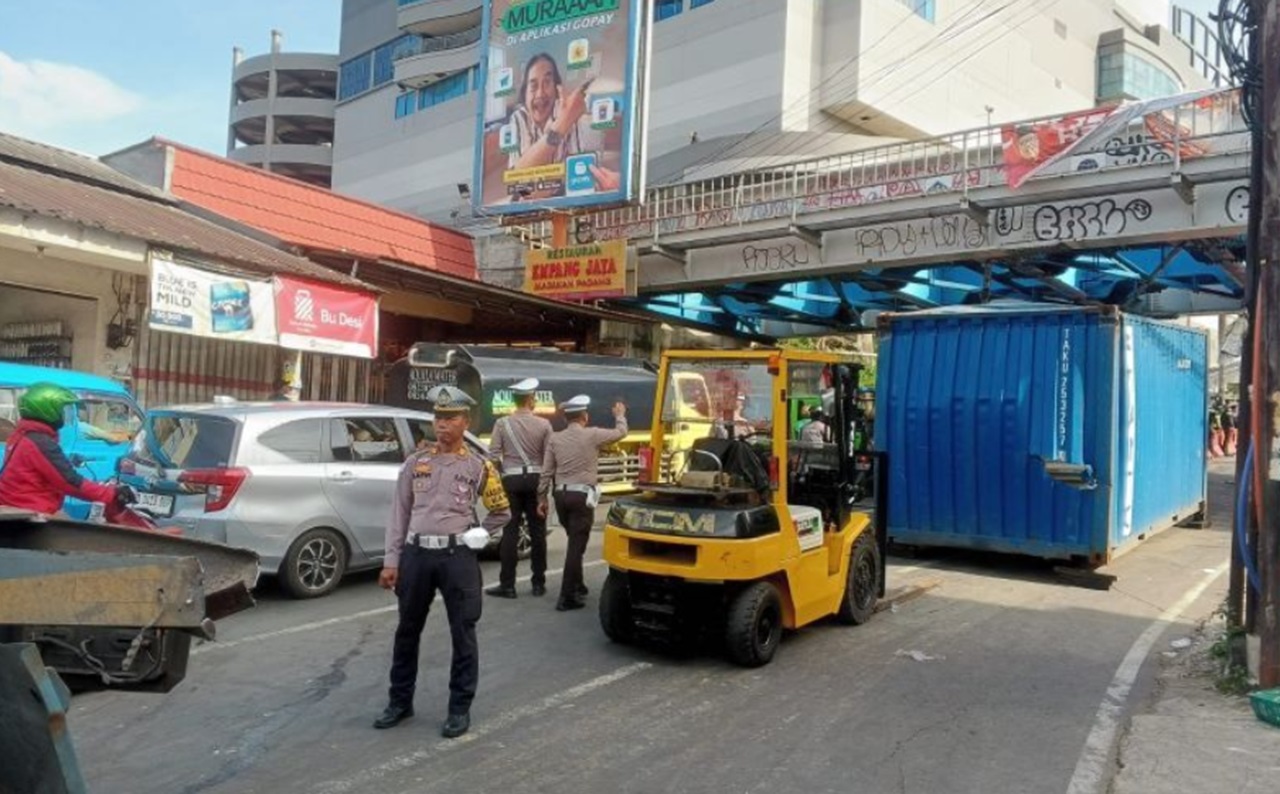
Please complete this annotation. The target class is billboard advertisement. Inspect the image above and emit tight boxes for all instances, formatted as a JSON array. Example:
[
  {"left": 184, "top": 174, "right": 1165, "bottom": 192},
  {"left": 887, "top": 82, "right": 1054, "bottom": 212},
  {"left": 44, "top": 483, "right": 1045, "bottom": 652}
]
[
  {"left": 524, "top": 239, "right": 629, "bottom": 299},
  {"left": 274, "top": 277, "right": 379, "bottom": 359},
  {"left": 473, "top": 0, "right": 648, "bottom": 214},
  {"left": 148, "top": 256, "right": 278, "bottom": 345}
]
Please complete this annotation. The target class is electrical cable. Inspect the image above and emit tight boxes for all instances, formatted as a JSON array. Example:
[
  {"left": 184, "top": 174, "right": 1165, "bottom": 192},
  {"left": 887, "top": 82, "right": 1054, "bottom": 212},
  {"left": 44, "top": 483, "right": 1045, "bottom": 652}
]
[
  {"left": 694, "top": 0, "right": 1021, "bottom": 175},
  {"left": 670, "top": 0, "right": 1013, "bottom": 182},
  {"left": 1237, "top": 438, "right": 1262, "bottom": 593},
  {"left": 747, "top": 0, "right": 1032, "bottom": 170},
  {"left": 848, "top": 0, "right": 1065, "bottom": 140}
]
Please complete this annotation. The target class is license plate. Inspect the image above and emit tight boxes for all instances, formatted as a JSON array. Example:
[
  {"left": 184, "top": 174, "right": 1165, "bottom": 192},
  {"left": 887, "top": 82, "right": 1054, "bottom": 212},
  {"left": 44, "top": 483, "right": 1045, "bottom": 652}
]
[{"left": 137, "top": 492, "right": 175, "bottom": 516}]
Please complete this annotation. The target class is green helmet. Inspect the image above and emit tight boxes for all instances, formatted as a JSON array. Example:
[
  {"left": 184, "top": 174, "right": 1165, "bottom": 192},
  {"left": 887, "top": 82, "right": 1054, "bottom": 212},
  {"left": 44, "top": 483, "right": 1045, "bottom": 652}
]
[{"left": 19, "top": 382, "right": 79, "bottom": 427}]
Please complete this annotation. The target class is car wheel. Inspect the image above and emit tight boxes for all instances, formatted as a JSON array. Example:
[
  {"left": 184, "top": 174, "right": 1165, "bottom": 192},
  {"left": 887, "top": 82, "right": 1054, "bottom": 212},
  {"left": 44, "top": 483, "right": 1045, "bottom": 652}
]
[
  {"left": 599, "top": 570, "right": 634, "bottom": 643},
  {"left": 837, "top": 532, "right": 881, "bottom": 625},
  {"left": 724, "top": 581, "right": 783, "bottom": 667},
  {"left": 281, "top": 528, "right": 348, "bottom": 599}
]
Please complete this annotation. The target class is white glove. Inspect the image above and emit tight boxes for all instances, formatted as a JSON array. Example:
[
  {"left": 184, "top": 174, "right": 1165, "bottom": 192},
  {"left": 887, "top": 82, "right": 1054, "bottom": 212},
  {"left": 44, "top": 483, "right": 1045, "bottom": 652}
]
[{"left": 461, "top": 527, "right": 491, "bottom": 550}]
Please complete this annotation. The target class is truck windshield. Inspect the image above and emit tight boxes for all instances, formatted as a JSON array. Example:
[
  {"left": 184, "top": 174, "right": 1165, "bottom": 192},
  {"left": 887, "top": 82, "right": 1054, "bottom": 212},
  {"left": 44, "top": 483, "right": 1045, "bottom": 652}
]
[{"left": 658, "top": 360, "right": 773, "bottom": 483}]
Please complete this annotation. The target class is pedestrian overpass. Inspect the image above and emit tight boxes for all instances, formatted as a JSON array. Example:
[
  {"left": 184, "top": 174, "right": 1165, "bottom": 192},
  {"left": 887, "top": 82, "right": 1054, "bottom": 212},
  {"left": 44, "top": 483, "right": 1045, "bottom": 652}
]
[{"left": 582, "top": 88, "right": 1249, "bottom": 339}]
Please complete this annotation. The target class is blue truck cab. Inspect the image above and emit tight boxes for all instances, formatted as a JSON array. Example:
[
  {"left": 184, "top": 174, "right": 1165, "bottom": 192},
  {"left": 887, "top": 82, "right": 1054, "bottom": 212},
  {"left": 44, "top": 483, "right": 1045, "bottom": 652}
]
[{"left": 0, "top": 362, "right": 143, "bottom": 519}]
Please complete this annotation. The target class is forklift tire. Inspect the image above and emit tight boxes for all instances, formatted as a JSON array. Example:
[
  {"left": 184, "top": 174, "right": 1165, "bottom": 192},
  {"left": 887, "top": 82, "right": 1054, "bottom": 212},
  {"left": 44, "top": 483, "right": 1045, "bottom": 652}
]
[
  {"left": 725, "top": 581, "right": 783, "bottom": 667},
  {"left": 599, "top": 570, "right": 634, "bottom": 644},
  {"left": 837, "top": 532, "right": 880, "bottom": 625}
]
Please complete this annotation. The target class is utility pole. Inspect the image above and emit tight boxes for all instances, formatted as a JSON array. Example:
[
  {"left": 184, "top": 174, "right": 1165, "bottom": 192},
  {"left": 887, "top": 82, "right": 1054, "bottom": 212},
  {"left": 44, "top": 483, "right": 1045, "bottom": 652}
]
[{"left": 1258, "top": 0, "right": 1280, "bottom": 688}]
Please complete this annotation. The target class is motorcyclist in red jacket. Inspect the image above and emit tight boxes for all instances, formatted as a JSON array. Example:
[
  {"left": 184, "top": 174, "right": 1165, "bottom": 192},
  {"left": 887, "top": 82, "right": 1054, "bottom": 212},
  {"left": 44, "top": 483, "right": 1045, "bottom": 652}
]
[{"left": 0, "top": 382, "right": 134, "bottom": 515}]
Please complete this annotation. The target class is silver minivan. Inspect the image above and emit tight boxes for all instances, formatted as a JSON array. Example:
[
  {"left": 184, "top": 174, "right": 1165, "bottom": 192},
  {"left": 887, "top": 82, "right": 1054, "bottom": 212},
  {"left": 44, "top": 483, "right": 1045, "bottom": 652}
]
[{"left": 120, "top": 402, "right": 519, "bottom": 598}]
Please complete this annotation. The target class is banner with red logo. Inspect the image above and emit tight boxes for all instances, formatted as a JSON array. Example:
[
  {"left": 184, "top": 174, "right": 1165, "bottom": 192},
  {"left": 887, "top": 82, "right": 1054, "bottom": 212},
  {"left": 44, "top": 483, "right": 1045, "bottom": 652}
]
[
  {"left": 274, "top": 277, "right": 378, "bottom": 359},
  {"left": 1001, "top": 107, "right": 1113, "bottom": 190}
]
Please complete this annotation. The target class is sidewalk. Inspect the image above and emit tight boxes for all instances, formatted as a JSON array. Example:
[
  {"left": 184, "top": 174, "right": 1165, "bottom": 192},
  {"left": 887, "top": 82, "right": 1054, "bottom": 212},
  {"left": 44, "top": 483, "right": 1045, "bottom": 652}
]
[
  {"left": 1111, "top": 460, "right": 1280, "bottom": 793},
  {"left": 1111, "top": 619, "right": 1280, "bottom": 793}
]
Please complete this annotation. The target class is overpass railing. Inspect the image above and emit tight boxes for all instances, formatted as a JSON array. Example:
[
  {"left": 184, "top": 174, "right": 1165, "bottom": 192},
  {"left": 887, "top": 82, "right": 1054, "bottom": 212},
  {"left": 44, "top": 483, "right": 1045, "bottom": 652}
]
[{"left": 580, "top": 88, "right": 1247, "bottom": 242}]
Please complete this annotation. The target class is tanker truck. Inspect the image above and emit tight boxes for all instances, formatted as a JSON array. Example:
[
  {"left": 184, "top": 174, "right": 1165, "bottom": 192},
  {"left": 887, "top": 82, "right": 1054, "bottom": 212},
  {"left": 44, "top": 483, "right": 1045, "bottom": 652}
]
[{"left": 386, "top": 344, "right": 664, "bottom": 494}]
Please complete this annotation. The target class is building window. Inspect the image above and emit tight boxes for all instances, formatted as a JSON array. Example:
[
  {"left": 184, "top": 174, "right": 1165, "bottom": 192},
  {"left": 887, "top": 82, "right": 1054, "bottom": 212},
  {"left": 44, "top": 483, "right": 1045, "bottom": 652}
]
[
  {"left": 896, "top": 0, "right": 936, "bottom": 23},
  {"left": 420, "top": 70, "right": 469, "bottom": 110},
  {"left": 395, "top": 68, "right": 479, "bottom": 119},
  {"left": 655, "top": 0, "right": 683, "bottom": 21},
  {"left": 395, "top": 91, "right": 417, "bottom": 119},
  {"left": 340, "top": 35, "right": 417, "bottom": 101},
  {"left": 339, "top": 54, "right": 372, "bottom": 101},
  {"left": 1097, "top": 50, "right": 1181, "bottom": 101},
  {"left": 690, "top": 0, "right": 716, "bottom": 8}
]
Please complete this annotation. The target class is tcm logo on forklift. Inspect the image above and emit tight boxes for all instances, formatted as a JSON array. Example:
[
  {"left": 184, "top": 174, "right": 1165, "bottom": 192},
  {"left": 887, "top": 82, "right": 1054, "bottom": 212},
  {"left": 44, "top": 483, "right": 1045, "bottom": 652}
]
[{"left": 613, "top": 505, "right": 717, "bottom": 536}]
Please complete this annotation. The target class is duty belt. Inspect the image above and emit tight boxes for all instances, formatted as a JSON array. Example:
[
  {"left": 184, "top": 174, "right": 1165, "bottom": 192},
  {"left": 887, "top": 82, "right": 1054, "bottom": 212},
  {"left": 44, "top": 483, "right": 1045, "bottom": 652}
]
[
  {"left": 555, "top": 484, "right": 596, "bottom": 494},
  {"left": 406, "top": 533, "right": 458, "bottom": 550},
  {"left": 504, "top": 465, "right": 542, "bottom": 475}
]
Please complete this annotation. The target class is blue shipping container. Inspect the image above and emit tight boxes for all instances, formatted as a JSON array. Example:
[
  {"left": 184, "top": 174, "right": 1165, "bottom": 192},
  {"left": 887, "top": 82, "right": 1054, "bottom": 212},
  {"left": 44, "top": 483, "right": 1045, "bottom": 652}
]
[{"left": 877, "top": 305, "right": 1207, "bottom": 565}]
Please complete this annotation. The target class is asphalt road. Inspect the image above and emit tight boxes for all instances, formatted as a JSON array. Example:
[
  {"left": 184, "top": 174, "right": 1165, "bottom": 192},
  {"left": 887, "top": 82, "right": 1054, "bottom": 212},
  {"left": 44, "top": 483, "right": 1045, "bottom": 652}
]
[{"left": 69, "top": 466, "right": 1236, "bottom": 794}]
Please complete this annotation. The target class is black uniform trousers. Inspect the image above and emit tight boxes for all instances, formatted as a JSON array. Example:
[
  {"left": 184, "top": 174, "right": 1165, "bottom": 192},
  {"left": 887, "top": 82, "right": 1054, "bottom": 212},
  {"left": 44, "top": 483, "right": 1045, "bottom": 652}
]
[
  {"left": 388, "top": 543, "right": 482, "bottom": 716},
  {"left": 498, "top": 473, "right": 546, "bottom": 589},
  {"left": 553, "top": 490, "right": 593, "bottom": 604}
]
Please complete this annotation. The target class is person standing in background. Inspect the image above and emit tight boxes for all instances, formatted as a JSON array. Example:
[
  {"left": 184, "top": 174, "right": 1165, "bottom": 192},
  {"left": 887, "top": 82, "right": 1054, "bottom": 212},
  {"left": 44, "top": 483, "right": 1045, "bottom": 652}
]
[
  {"left": 486, "top": 378, "right": 553, "bottom": 598},
  {"left": 538, "top": 395, "right": 627, "bottom": 612}
]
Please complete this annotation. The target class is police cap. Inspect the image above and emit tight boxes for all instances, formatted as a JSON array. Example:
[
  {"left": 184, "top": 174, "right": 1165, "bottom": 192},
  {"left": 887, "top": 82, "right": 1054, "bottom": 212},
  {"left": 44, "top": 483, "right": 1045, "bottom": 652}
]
[
  {"left": 559, "top": 394, "right": 591, "bottom": 414},
  {"left": 511, "top": 377, "right": 539, "bottom": 396},
  {"left": 426, "top": 385, "right": 476, "bottom": 415}
]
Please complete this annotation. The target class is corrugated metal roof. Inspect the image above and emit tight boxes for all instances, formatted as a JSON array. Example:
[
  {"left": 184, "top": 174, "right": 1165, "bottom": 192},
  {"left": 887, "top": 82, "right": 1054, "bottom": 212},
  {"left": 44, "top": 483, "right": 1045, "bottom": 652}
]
[
  {"left": 0, "top": 131, "right": 167, "bottom": 199},
  {"left": 0, "top": 158, "right": 369, "bottom": 289},
  {"left": 143, "top": 139, "right": 476, "bottom": 278}
]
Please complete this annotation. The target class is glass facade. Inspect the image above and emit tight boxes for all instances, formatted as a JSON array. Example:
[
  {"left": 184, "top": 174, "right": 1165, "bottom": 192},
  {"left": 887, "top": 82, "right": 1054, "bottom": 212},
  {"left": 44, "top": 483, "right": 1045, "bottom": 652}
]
[
  {"left": 339, "top": 34, "right": 418, "bottom": 102},
  {"left": 1098, "top": 50, "right": 1181, "bottom": 101},
  {"left": 394, "top": 67, "right": 478, "bottom": 119}
]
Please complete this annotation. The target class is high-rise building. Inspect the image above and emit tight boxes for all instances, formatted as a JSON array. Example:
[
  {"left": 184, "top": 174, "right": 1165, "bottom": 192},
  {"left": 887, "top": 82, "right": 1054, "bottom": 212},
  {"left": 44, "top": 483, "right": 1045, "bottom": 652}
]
[
  {"left": 329, "top": 0, "right": 1215, "bottom": 278},
  {"left": 228, "top": 31, "right": 338, "bottom": 187}
]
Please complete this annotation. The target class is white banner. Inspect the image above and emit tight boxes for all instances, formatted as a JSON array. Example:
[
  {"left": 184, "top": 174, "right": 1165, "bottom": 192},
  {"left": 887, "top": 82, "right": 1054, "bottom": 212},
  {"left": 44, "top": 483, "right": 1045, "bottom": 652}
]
[{"left": 148, "top": 256, "right": 277, "bottom": 345}]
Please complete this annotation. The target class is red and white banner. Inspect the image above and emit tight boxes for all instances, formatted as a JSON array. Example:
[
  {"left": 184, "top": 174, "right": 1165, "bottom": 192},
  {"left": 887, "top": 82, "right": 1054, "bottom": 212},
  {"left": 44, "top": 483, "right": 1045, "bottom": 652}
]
[
  {"left": 274, "top": 277, "right": 378, "bottom": 359},
  {"left": 1002, "top": 107, "right": 1114, "bottom": 190}
]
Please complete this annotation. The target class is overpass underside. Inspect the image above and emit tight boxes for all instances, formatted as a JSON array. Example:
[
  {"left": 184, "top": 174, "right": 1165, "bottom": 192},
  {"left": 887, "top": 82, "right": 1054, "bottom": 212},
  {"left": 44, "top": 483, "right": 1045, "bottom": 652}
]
[{"left": 590, "top": 89, "right": 1249, "bottom": 339}]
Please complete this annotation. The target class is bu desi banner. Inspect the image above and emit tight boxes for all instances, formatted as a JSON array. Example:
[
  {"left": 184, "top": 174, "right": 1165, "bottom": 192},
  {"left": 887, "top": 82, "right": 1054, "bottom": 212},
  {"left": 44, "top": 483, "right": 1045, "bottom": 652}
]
[
  {"left": 473, "top": 0, "right": 649, "bottom": 214},
  {"left": 524, "top": 240, "right": 628, "bottom": 300},
  {"left": 274, "top": 277, "right": 379, "bottom": 359},
  {"left": 1002, "top": 107, "right": 1113, "bottom": 190},
  {"left": 148, "top": 256, "right": 277, "bottom": 345}
]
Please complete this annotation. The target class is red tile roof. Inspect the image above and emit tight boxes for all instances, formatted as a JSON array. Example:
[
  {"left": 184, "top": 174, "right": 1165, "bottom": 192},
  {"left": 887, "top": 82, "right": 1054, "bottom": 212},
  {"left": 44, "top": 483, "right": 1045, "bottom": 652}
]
[
  {"left": 0, "top": 149, "right": 368, "bottom": 289},
  {"left": 149, "top": 140, "right": 475, "bottom": 278}
]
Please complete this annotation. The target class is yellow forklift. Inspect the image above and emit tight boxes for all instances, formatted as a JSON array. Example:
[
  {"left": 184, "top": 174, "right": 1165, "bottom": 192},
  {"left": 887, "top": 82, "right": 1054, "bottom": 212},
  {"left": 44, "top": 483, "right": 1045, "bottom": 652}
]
[{"left": 600, "top": 349, "right": 886, "bottom": 666}]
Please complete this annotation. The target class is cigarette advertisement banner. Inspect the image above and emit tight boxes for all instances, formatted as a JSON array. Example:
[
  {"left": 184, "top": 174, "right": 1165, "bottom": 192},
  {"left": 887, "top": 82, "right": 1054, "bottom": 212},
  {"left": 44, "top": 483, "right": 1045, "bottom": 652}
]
[
  {"left": 524, "top": 239, "right": 628, "bottom": 300},
  {"left": 274, "top": 276, "right": 379, "bottom": 359},
  {"left": 148, "top": 256, "right": 278, "bottom": 345},
  {"left": 473, "top": 0, "right": 648, "bottom": 214}
]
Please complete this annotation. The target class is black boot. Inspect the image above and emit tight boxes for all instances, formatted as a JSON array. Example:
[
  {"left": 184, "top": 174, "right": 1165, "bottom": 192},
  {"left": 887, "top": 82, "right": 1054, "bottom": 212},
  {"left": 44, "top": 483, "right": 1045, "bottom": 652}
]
[
  {"left": 373, "top": 703, "right": 414, "bottom": 729},
  {"left": 441, "top": 712, "right": 470, "bottom": 738},
  {"left": 485, "top": 584, "right": 517, "bottom": 599}
]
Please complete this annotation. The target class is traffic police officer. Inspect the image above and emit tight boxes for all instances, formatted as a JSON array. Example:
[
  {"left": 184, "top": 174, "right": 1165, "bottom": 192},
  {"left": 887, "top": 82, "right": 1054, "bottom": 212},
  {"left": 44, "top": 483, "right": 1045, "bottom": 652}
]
[
  {"left": 375, "top": 385, "right": 511, "bottom": 738},
  {"left": 485, "top": 377, "right": 553, "bottom": 598},
  {"left": 538, "top": 394, "right": 627, "bottom": 611}
]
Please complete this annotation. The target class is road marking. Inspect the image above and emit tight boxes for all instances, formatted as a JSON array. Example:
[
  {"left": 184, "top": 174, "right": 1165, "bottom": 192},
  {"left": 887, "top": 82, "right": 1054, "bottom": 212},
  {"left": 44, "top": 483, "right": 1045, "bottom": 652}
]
[
  {"left": 1065, "top": 560, "right": 1228, "bottom": 794},
  {"left": 315, "top": 662, "right": 653, "bottom": 794},
  {"left": 194, "top": 559, "right": 607, "bottom": 655}
]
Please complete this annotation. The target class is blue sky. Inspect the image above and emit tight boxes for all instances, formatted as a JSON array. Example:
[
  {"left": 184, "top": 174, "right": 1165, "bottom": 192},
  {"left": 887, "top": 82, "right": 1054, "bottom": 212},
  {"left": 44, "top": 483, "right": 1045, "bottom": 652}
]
[{"left": 0, "top": 1, "right": 339, "bottom": 156}]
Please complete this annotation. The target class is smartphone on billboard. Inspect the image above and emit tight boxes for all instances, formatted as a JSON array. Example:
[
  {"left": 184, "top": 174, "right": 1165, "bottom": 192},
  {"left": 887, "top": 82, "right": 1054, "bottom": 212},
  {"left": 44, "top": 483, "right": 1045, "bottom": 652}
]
[{"left": 564, "top": 152, "right": 598, "bottom": 196}]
